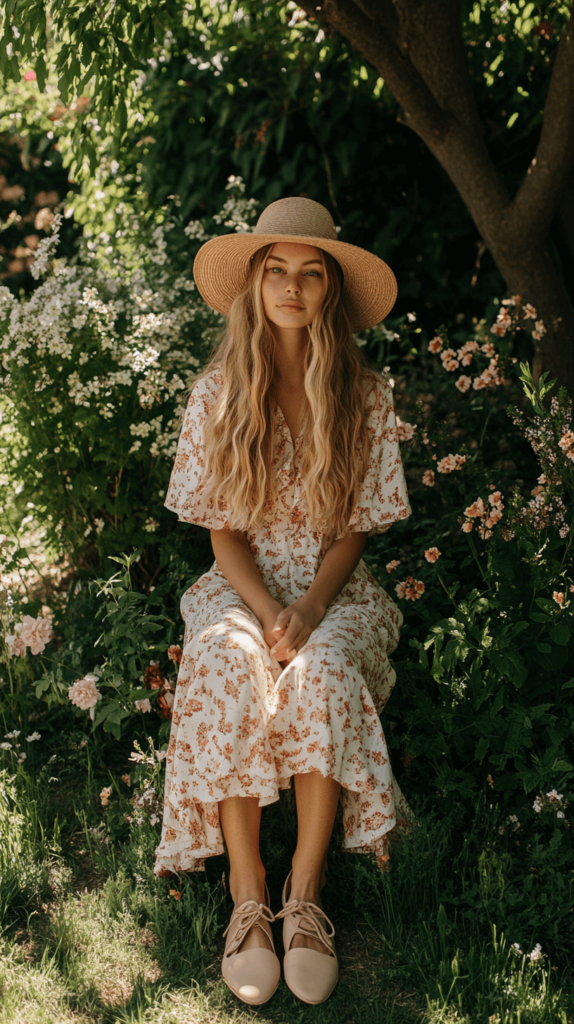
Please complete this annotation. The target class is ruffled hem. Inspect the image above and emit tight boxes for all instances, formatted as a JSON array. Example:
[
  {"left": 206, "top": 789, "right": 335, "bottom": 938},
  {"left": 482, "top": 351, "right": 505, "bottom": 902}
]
[{"left": 153, "top": 772, "right": 409, "bottom": 878}]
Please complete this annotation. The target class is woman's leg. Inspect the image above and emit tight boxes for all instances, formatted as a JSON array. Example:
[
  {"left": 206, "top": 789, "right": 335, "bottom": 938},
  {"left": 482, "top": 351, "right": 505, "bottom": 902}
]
[
  {"left": 289, "top": 772, "right": 341, "bottom": 952},
  {"left": 219, "top": 796, "right": 273, "bottom": 952}
]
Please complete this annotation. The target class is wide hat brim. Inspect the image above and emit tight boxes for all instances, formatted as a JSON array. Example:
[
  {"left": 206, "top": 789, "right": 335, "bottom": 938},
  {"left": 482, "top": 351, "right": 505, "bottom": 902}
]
[{"left": 193, "top": 232, "right": 397, "bottom": 333}]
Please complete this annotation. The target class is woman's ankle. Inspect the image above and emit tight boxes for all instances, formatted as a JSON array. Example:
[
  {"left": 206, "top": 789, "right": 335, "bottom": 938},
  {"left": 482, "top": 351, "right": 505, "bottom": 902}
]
[{"left": 229, "top": 866, "right": 267, "bottom": 907}]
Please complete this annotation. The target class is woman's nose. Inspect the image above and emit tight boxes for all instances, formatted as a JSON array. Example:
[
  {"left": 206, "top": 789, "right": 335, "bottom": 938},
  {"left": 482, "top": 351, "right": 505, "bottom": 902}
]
[{"left": 284, "top": 275, "right": 301, "bottom": 293}]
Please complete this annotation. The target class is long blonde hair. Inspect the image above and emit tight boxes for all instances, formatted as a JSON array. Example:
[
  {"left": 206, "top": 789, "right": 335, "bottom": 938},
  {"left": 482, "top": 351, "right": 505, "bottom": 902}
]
[{"left": 194, "top": 242, "right": 380, "bottom": 539}]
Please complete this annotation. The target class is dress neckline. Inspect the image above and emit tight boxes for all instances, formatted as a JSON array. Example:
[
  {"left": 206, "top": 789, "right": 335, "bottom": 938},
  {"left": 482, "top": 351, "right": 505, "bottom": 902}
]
[{"left": 275, "top": 401, "right": 303, "bottom": 449}]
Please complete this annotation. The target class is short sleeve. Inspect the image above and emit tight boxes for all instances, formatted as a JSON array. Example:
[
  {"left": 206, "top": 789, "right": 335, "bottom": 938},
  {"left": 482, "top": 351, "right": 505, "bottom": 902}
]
[
  {"left": 347, "top": 375, "right": 412, "bottom": 536},
  {"left": 164, "top": 370, "right": 232, "bottom": 529}
]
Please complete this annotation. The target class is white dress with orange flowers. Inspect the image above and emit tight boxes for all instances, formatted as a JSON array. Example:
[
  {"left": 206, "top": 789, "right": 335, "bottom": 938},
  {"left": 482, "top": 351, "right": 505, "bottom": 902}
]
[{"left": 153, "top": 368, "right": 411, "bottom": 876}]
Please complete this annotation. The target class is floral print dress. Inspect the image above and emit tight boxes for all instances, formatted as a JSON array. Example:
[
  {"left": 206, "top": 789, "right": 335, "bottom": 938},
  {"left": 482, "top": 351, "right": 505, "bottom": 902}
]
[{"left": 154, "top": 368, "right": 411, "bottom": 876}]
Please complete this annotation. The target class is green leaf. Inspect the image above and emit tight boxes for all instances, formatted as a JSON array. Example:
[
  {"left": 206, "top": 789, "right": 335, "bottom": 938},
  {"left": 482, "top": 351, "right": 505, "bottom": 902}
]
[{"left": 550, "top": 622, "right": 570, "bottom": 646}]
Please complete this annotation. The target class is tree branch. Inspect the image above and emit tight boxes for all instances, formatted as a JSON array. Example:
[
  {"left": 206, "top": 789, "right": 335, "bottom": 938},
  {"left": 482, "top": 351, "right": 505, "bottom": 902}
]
[
  {"left": 299, "top": 0, "right": 450, "bottom": 140},
  {"left": 510, "top": 6, "right": 574, "bottom": 246}
]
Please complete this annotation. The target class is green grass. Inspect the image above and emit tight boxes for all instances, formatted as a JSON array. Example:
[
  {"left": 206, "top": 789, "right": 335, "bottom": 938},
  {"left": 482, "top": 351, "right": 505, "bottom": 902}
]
[{"left": 0, "top": 742, "right": 572, "bottom": 1024}]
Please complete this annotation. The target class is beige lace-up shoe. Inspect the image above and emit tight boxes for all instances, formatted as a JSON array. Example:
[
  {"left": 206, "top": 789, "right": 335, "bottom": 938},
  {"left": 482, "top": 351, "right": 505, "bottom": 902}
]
[
  {"left": 276, "top": 871, "right": 339, "bottom": 1005},
  {"left": 221, "top": 891, "right": 280, "bottom": 1006}
]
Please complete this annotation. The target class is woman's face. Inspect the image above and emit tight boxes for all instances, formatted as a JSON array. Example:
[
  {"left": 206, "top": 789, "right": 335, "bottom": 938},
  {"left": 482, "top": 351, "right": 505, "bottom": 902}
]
[{"left": 260, "top": 241, "right": 327, "bottom": 330}]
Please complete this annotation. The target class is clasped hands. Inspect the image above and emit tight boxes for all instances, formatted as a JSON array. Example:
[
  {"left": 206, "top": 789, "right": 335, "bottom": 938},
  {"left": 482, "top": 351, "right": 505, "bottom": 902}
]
[{"left": 261, "top": 595, "right": 325, "bottom": 665}]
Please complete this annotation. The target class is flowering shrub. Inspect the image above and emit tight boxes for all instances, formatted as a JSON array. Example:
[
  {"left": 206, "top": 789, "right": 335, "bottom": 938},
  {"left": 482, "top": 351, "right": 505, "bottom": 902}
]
[
  {"left": 0, "top": 179, "right": 258, "bottom": 577},
  {"left": 365, "top": 302, "right": 574, "bottom": 950}
]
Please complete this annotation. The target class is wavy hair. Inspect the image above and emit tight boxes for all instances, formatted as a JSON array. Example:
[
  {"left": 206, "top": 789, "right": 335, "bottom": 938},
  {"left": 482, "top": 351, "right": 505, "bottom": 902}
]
[{"left": 193, "top": 242, "right": 380, "bottom": 539}]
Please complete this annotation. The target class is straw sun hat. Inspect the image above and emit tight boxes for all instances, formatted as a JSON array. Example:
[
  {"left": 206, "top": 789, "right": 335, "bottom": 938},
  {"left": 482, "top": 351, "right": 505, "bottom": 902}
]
[{"left": 192, "top": 196, "right": 397, "bottom": 333}]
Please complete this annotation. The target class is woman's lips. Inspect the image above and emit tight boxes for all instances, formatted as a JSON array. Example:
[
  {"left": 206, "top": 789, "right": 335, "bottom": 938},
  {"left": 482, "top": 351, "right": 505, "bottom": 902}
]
[{"left": 279, "top": 303, "right": 304, "bottom": 310}]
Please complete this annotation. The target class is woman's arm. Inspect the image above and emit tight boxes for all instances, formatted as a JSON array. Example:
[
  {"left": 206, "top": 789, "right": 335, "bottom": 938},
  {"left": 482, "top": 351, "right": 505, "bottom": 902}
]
[
  {"left": 269, "top": 530, "right": 369, "bottom": 661},
  {"left": 210, "top": 528, "right": 287, "bottom": 653}
]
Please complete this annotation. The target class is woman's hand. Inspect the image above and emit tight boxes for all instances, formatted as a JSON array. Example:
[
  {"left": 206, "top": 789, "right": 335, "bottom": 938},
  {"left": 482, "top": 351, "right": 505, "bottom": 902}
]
[
  {"left": 268, "top": 596, "right": 326, "bottom": 663},
  {"left": 259, "top": 601, "right": 290, "bottom": 664}
]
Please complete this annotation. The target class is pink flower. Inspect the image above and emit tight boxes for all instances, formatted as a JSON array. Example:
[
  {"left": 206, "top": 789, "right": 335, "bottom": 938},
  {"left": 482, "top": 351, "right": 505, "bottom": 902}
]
[
  {"left": 68, "top": 673, "right": 101, "bottom": 710},
  {"left": 422, "top": 469, "right": 435, "bottom": 487},
  {"left": 100, "top": 786, "right": 112, "bottom": 807},
  {"left": 24, "top": 70, "right": 37, "bottom": 81},
  {"left": 465, "top": 498, "right": 486, "bottom": 517},
  {"left": 428, "top": 337, "right": 443, "bottom": 354},
  {"left": 396, "top": 577, "right": 425, "bottom": 601},
  {"left": 425, "top": 547, "right": 441, "bottom": 563},
  {"left": 167, "top": 644, "right": 183, "bottom": 664},
  {"left": 553, "top": 592, "right": 564, "bottom": 606},
  {"left": 462, "top": 521, "right": 473, "bottom": 533},
  {"left": 396, "top": 417, "right": 415, "bottom": 442},
  {"left": 19, "top": 615, "right": 53, "bottom": 655},
  {"left": 135, "top": 698, "right": 152, "bottom": 713},
  {"left": 455, "top": 375, "right": 471, "bottom": 392},
  {"left": 437, "top": 454, "right": 466, "bottom": 474},
  {"left": 5, "top": 634, "right": 26, "bottom": 657},
  {"left": 386, "top": 560, "right": 400, "bottom": 573}
]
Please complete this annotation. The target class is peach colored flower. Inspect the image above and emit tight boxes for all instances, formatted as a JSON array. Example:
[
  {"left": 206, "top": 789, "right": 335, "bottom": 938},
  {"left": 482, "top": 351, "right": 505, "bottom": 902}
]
[
  {"left": 490, "top": 323, "right": 506, "bottom": 337},
  {"left": 489, "top": 491, "right": 502, "bottom": 506},
  {"left": 396, "top": 417, "right": 415, "bottom": 442},
  {"left": 461, "top": 521, "right": 473, "bottom": 533},
  {"left": 396, "top": 576, "right": 425, "bottom": 601},
  {"left": 533, "top": 319, "right": 546, "bottom": 336},
  {"left": 478, "top": 525, "right": 493, "bottom": 539},
  {"left": 425, "top": 547, "right": 441, "bottom": 563},
  {"left": 386, "top": 560, "right": 400, "bottom": 573},
  {"left": 422, "top": 469, "right": 435, "bottom": 487},
  {"left": 167, "top": 644, "right": 183, "bottom": 664},
  {"left": 100, "top": 786, "right": 112, "bottom": 807},
  {"left": 523, "top": 303, "right": 537, "bottom": 319},
  {"left": 19, "top": 614, "right": 53, "bottom": 655},
  {"left": 553, "top": 592, "right": 564, "bottom": 606},
  {"left": 35, "top": 207, "right": 54, "bottom": 231},
  {"left": 122, "top": 774, "right": 131, "bottom": 786},
  {"left": 443, "top": 359, "right": 459, "bottom": 371},
  {"left": 68, "top": 673, "right": 101, "bottom": 710},
  {"left": 465, "top": 498, "right": 486, "bottom": 517},
  {"left": 5, "top": 634, "right": 26, "bottom": 657},
  {"left": 481, "top": 342, "right": 495, "bottom": 356},
  {"left": 428, "top": 337, "right": 443, "bottom": 354},
  {"left": 437, "top": 454, "right": 466, "bottom": 474},
  {"left": 135, "top": 698, "right": 152, "bottom": 713},
  {"left": 455, "top": 375, "right": 471, "bottom": 392}
]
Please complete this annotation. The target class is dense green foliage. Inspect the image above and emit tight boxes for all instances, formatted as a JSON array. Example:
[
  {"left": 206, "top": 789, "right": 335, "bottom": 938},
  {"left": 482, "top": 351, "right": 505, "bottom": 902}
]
[{"left": 2, "top": 2, "right": 573, "bottom": 330}]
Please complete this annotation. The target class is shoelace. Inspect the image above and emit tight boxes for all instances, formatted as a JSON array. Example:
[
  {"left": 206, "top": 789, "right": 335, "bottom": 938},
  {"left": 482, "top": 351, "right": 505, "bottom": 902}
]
[
  {"left": 275, "top": 899, "right": 336, "bottom": 955},
  {"left": 222, "top": 900, "right": 276, "bottom": 957}
]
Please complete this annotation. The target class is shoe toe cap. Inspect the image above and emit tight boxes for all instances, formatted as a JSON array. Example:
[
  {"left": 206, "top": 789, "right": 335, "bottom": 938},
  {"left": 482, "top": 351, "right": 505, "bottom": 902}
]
[
  {"left": 222, "top": 948, "right": 280, "bottom": 1005},
  {"left": 284, "top": 948, "right": 339, "bottom": 1005}
]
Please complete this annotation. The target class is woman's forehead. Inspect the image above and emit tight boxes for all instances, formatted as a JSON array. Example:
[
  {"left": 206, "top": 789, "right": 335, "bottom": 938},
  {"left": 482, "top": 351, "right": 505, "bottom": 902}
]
[{"left": 267, "top": 241, "right": 323, "bottom": 262}]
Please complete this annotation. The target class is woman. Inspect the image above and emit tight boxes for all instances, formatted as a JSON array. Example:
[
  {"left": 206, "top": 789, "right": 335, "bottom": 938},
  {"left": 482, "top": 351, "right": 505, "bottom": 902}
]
[{"left": 154, "top": 197, "right": 411, "bottom": 1006}]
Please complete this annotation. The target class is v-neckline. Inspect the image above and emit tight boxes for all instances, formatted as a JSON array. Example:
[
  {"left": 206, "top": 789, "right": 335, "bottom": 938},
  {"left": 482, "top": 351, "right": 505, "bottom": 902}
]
[{"left": 275, "top": 401, "right": 302, "bottom": 449}]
